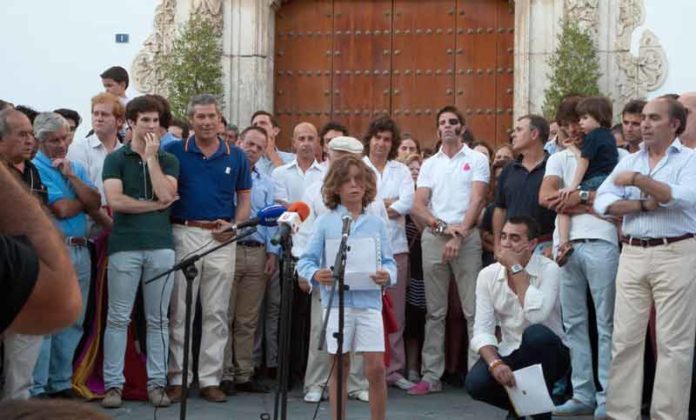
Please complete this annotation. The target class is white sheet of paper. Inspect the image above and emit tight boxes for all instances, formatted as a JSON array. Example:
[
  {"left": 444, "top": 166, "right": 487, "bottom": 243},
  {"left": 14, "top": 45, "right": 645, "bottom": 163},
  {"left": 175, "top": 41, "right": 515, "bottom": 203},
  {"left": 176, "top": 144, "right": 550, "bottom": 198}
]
[
  {"left": 325, "top": 237, "right": 379, "bottom": 290},
  {"left": 504, "top": 364, "right": 555, "bottom": 416}
]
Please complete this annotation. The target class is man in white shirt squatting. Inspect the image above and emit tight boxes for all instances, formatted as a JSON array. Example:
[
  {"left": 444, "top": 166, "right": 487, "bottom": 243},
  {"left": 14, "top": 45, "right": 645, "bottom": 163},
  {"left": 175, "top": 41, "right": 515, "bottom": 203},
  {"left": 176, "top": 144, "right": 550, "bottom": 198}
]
[{"left": 464, "top": 217, "right": 569, "bottom": 420}]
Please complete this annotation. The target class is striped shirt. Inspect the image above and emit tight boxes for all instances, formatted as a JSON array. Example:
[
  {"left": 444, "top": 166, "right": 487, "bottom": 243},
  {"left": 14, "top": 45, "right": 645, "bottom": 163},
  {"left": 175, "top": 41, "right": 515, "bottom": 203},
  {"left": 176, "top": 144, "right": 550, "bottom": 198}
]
[{"left": 594, "top": 139, "right": 696, "bottom": 238}]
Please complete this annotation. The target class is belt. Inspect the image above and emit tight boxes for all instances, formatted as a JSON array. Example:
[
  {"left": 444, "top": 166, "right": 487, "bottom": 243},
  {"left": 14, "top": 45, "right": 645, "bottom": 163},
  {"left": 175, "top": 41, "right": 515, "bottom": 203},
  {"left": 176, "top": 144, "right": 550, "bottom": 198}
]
[
  {"left": 238, "top": 240, "right": 265, "bottom": 248},
  {"left": 572, "top": 238, "right": 601, "bottom": 244},
  {"left": 621, "top": 233, "right": 696, "bottom": 248},
  {"left": 171, "top": 219, "right": 223, "bottom": 230},
  {"left": 65, "top": 236, "right": 89, "bottom": 247}
]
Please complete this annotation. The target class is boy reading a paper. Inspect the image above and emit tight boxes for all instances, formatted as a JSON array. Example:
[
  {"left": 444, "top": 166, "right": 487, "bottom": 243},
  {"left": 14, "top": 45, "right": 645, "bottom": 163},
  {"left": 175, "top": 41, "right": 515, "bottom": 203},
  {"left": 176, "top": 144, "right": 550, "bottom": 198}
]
[
  {"left": 297, "top": 155, "right": 396, "bottom": 420},
  {"left": 464, "top": 217, "right": 569, "bottom": 419}
]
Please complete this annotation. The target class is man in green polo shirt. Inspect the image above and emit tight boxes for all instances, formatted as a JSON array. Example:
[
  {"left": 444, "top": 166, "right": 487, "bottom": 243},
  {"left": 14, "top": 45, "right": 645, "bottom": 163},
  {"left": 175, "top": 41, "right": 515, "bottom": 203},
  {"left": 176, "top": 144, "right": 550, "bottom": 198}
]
[{"left": 100, "top": 95, "right": 179, "bottom": 408}]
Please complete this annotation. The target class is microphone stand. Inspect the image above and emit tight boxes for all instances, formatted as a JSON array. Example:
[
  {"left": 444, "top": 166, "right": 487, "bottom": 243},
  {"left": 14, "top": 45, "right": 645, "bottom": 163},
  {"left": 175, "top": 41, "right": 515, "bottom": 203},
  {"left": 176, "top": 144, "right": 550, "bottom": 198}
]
[
  {"left": 273, "top": 231, "right": 295, "bottom": 420},
  {"left": 319, "top": 216, "right": 352, "bottom": 420},
  {"left": 145, "top": 227, "right": 257, "bottom": 420}
]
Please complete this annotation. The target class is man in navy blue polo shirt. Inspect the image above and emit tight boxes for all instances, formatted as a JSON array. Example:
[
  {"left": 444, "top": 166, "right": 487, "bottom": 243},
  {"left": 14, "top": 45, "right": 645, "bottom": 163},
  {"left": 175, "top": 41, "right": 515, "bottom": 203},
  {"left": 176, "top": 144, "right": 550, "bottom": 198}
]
[{"left": 164, "top": 94, "right": 252, "bottom": 403}]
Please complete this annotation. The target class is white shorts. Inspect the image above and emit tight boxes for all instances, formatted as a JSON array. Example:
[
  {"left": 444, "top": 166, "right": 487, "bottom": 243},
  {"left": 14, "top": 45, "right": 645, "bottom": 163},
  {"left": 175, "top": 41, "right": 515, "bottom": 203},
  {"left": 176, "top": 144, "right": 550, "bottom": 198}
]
[{"left": 325, "top": 307, "right": 385, "bottom": 354}]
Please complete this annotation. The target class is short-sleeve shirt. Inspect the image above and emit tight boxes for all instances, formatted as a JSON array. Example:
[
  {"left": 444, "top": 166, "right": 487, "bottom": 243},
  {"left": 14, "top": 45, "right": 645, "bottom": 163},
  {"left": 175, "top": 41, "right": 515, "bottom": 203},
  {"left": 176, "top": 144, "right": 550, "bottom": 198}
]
[
  {"left": 164, "top": 136, "right": 252, "bottom": 221},
  {"left": 0, "top": 235, "right": 39, "bottom": 335},
  {"left": 102, "top": 144, "right": 180, "bottom": 255},
  {"left": 32, "top": 151, "right": 93, "bottom": 237},
  {"left": 580, "top": 127, "right": 618, "bottom": 179},
  {"left": 67, "top": 134, "right": 123, "bottom": 205},
  {"left": 495, "top": 154, "right": 556, "bottom": 236},
  {"left": 416, "top": 145, "right": 490, "bottom": 224},
  {"left": 10, "top": 161, "right": 48, "bottom": 205}
]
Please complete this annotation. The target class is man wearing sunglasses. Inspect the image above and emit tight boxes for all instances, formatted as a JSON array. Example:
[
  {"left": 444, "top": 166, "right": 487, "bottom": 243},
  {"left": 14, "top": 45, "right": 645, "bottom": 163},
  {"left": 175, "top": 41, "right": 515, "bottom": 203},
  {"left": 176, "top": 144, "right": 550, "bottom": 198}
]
[{"left": 409, "top": 106, "right": 489, "bottom": 395}]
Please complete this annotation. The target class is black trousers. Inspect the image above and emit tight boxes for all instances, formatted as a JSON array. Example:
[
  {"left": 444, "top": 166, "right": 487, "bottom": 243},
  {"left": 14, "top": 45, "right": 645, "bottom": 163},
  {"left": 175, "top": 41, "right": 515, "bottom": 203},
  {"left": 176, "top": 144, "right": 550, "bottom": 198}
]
[{"left": 465, "top": 324, "right": 570, "bottom": 419}]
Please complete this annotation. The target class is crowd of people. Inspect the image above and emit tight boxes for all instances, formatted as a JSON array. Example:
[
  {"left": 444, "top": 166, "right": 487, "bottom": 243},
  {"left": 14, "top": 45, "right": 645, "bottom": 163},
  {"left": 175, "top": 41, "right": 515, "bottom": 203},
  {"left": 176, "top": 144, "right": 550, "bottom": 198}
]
[{"left": 2, "top": 63, "right": 696, "bottom": 420}]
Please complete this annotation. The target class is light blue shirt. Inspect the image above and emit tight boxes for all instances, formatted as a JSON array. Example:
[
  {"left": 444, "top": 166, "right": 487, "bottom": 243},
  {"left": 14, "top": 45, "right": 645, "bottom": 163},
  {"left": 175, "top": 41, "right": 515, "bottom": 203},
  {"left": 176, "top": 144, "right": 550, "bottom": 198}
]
[
  {"left": 33, "top": 151, "right": 94, "bottom": 237},
  {"left": 594, "top": 138, "right": 696, "bottom": 238},
  {"left": 297, "top": 206, "right": 397, "bottom": 311},
  {"left": 256, "top": 149, "right": 295, "bottom": 178},
  {"left": 249, "top": 168, "right": 280, "bottom": 254},
  {"left": 544, "top": 139, "right": 559, "bottom": 155},
  {"left": 160, "top": 132, "right": 181, "bottom": 150}
]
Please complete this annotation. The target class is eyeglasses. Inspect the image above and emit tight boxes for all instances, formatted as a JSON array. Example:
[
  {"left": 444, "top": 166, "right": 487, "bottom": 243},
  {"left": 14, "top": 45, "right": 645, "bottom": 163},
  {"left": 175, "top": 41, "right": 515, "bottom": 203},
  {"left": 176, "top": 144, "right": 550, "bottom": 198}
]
[{"left": 439, "top": 118, "right": 461, "bottom": 126}]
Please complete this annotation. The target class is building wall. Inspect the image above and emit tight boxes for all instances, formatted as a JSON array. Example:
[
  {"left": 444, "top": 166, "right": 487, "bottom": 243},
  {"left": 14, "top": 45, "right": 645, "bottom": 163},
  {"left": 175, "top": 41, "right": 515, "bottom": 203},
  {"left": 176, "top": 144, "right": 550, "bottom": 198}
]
[
  {"left": 0, "top": 0, "right": 158, "bottom": 140},
  {"left": 1, "top": 0, "right": 693, "bottom": 144}
]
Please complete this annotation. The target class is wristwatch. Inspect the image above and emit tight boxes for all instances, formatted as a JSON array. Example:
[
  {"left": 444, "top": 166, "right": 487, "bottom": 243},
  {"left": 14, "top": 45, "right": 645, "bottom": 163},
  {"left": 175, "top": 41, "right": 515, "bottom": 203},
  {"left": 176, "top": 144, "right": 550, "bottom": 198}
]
[
  {"left": 431, "top": 219, "right": 448, "bottom": 236},
  {"left": 579, "top": 190, "right": 590, "bottom": 205},
  {"left": 510, "top": 264, "right": 524, "bottom": 275}
]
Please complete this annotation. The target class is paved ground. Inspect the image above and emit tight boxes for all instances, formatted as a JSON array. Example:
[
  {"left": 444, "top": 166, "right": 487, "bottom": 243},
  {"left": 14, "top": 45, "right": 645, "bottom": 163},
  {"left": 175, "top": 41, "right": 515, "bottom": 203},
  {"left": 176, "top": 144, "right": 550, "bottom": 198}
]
[{"left": 93, "top": 385, "right": 595, "bottom": 420}]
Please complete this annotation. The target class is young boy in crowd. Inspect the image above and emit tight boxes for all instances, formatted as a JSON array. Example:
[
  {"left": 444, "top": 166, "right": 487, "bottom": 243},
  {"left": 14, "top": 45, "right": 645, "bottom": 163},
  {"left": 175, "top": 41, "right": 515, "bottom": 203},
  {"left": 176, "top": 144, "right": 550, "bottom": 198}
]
[
  {"left": 556, "top": 96, "right": 618, "bottom": 265},
  {"left": 297, "top": 154, "right": 396, "bottom": 420}
]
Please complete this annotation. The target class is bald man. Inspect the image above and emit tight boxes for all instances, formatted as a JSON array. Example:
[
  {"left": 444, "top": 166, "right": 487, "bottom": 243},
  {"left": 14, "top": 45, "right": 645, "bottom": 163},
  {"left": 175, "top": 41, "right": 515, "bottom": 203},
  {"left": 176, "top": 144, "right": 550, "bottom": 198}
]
[
  {"left": 271, "top": 122, "right": 325, "bottom": 206},
  {"left": 679, "top": 92, "right": 696, "bottom": 148},
  {"left": 255, "top": 123, "right": 326, "bottom": 381}
]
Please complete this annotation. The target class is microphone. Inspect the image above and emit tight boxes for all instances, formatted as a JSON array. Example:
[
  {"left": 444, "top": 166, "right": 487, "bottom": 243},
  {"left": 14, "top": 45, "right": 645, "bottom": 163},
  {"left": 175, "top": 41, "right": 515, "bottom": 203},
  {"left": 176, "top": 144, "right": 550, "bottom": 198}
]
[
  {"left": 224, "top": 204, "right": 286, "bottom": 232},
  {"left": 271, "top": 201, "right": 311, "bottom": 246},
  {"left": 341, "top": 215, "right": 352, "bottom": 238}
]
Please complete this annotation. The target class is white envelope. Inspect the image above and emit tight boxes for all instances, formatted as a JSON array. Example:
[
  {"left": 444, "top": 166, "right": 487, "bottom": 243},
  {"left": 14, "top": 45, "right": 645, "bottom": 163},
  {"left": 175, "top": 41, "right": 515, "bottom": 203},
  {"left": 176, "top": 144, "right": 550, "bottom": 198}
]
[{"left": 504, "top": 364, "right": 555, "bottom": 416}]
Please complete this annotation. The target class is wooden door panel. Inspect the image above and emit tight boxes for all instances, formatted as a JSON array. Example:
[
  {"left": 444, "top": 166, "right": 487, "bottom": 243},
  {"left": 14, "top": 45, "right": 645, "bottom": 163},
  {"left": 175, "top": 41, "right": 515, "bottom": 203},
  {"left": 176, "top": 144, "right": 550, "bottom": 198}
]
[
  {"left": 495, "top": 1, "right": 515, "bottom": 145},
  {"left": 331, "top": 1, "right": 392, "bottom": 138},
  {"left": 274, "top": 0, "right": 333, "bottom": 148},
  {"left": 391, "top": 1, "right": 456, "bottom": 148},
  {"left": 273, "top": 0, "right": 514, "bottom": 149}
]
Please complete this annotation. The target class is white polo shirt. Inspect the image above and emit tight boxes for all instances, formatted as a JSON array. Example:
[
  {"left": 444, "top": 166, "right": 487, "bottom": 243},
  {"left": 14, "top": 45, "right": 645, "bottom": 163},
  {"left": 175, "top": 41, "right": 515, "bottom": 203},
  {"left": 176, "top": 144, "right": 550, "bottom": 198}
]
[
  {"left": 363, "top": 157, "right": 414, "bottom": 254},
  {"left": 271, "top": 159, "right": 326, "bottom": 205},
  {"left": 67, "top": 133, "right": 123, "bottom": 205},
  {"left": 544, "top": 149, "right": 619, "bottom": 246},
  {"left": 417, "top": 145, "right": 490, "bottom": 224}
]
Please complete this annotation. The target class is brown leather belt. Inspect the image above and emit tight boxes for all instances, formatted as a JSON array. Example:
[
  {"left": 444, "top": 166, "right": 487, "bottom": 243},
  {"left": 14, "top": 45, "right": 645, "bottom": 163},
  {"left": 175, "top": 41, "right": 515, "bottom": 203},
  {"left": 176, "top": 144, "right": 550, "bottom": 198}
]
[
  {"left": 238, "top": 240, "right": 265, "bottom": 248},
  {"left": 621, "top": 233, "right": 696, "bottom": 248},
  {"left": 171, "top": 219, "right": 222, "bottom": 230},
  {"left": 66, "top": 236, "right": 89, "bottom": 247}
]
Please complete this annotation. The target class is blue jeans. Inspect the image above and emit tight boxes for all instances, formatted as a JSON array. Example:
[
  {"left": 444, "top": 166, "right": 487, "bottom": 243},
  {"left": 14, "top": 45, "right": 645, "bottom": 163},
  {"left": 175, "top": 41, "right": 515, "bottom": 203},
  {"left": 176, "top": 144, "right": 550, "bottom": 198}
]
[
  {"left": 465, "top": 324, "right": 570, "bottom": 418},
  {"left": 31, "top": 245, "right": 91, "bottom": 395},
  {"left": 103, "top": 249, "right": 175, "bottom": 390},
  {"left": 560, "top": 239, "right": 618, "bottom": 407}
]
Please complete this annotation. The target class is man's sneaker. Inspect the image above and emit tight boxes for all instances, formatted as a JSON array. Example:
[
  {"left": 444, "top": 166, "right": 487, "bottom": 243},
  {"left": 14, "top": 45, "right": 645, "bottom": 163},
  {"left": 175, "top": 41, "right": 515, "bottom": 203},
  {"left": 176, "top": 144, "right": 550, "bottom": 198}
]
[
  {"left": 101, "top": 388, "right": 122, "bottom": 409},
  {"left": 553, "top": 398, "right": 595, "bottom": 416},
  {"left": 594, "top": 402, "right": 608, "bottom": 420},
  {"left": 349, "top": 390, "right": 369, "bottom": 402},
  {"left": 407, "top": 380, "right": 442, "bottom": 396},
  {"left": 148, "top": 387, "right": 171, "bottom": 407},
  {"left": 407, "top": 370, "right": 421, "bottom": 383},
  {"left": 303, "top": 389, "right": 324, "bottom": 403},
  {"left": 390, "top": 377, "right": 415, "bottom": 391}
]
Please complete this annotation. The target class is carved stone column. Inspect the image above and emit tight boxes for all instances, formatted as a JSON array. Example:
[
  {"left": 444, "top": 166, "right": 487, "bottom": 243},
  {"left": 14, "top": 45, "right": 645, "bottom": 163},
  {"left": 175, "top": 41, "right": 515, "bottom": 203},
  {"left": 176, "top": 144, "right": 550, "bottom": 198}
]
[
  {"left": 222, "top": 0, "right": 277, "bottom": 126},
  {"left": 513, "top": 0, "right": 667, "bottom": 118}
]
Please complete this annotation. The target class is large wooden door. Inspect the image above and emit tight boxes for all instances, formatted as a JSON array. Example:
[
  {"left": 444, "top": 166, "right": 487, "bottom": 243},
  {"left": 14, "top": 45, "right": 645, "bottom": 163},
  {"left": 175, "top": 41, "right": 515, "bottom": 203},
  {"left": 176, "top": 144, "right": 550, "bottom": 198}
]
[{"left": 274, "top": 0, "right": 514, "bottom": 150}]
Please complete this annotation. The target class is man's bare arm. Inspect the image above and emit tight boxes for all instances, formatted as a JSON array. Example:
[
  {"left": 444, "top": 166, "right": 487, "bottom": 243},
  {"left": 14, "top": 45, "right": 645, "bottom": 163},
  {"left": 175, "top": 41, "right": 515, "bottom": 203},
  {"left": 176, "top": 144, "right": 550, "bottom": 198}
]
[{"left": 0, "top": 164, "right": 80, "bottom": 334}]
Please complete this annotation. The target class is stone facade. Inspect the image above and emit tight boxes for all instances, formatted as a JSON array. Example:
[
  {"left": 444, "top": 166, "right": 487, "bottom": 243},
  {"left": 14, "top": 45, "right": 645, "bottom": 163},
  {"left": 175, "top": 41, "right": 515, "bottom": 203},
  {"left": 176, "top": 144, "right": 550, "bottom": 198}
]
[{"left": 133, "top": 0, "right": 667, "bottom": 124}]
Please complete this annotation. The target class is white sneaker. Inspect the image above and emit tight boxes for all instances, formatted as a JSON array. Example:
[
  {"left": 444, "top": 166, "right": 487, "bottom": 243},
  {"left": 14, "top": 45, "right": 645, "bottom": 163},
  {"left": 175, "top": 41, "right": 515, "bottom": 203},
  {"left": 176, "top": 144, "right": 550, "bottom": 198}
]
[
  {"left": 392, "top": 377, "right": 415, "bottom": 390},
  {"left": 304, "top": 389, "right": 323, "bottom": 403},
  {"left": 407, "top": 370, "right": 421, "bottom": 383},
  {"left": 349, "top": 390, "right": 369, "bottom": 402}
]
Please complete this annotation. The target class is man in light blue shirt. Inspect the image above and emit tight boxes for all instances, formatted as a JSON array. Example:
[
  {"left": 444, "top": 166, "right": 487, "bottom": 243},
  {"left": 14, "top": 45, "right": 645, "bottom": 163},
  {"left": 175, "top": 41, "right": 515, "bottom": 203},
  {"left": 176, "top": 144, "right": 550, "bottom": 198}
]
[
  {"left": 594, "top": 97, "right": 696, "bottom": 420},
  {"left": 221, "top": 126, "right": 280, "bottom": 395},
  {"left": 31, "top": 112, "right": 101, "bottom": 398}
]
